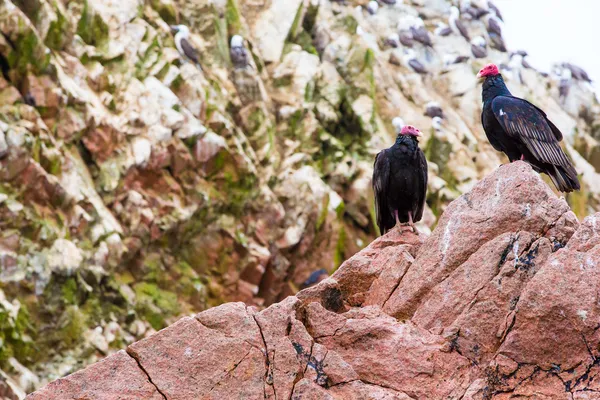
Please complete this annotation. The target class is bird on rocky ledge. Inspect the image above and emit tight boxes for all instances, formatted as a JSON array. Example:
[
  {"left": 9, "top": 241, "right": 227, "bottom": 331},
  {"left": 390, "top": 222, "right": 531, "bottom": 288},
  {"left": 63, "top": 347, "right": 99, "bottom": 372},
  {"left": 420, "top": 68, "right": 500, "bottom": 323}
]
[
  {"left": 477, "top": 63, "right": 580, "bottom": 193},
  {"left": 230, "top": 35, "right": 251, "bottom": 70},
  {"left": 170, "top": 24, "right": 201, "bottom": 69},
  {"left": 373, "top": 125, "right": 428, "bottom": 235}
]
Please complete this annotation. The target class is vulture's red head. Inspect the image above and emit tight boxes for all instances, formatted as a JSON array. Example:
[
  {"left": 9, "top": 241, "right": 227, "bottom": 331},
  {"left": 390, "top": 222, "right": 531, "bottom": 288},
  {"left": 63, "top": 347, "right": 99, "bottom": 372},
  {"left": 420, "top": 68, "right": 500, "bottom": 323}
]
[
  {"left": 400, "top": 125, "right": 422, "bottom": 137},
  {"left": 477, "top": 64, "right": 500, "bottom": 80}
]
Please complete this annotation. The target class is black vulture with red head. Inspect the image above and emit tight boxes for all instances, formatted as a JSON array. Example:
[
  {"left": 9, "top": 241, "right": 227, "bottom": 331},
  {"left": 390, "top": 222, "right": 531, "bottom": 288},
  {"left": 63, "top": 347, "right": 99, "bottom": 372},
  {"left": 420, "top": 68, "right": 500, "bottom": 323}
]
[
  {"left": 477, "top": 63, "right": 580, "bottom": 192},
  {"left": 373, "top": 125, "right": 428, "bottom": 235}
]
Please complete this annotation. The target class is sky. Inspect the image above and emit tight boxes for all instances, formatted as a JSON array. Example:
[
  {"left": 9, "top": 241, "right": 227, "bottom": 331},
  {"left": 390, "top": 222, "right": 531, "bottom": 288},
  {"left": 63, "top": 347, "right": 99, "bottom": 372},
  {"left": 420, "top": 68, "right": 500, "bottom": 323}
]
[{"left": 494, "top": 0, "right": 599, "bottom": 91}]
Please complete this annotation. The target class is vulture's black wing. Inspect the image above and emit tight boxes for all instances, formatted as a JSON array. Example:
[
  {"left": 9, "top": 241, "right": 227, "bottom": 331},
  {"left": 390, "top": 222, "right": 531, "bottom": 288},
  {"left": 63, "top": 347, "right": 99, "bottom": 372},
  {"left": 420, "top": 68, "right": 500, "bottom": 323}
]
[
  {"left": 491, "top": 96, "right": 579, "bottom": 191},
  {"left": 414, "top": 149, "right": 428, "bottom": 222},
  {"left": 180, "top": 38, "right": 199, "bottom": 64},
  {"left": 373, "top": 150, "right": 391, "bottom": 233}
]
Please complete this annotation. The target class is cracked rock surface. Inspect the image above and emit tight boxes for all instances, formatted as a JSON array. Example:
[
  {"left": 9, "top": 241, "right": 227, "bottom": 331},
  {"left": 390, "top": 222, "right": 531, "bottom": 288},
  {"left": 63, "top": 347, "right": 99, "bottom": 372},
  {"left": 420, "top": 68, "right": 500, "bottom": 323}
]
[{"left": 28, "top": 162, "right": 600, "bottom": 399}]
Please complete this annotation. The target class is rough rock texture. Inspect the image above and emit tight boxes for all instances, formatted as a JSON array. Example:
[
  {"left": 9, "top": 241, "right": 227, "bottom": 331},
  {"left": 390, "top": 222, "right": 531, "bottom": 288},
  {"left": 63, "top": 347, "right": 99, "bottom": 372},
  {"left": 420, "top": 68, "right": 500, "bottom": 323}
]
[
  {"left": 1, "top": 0, "right": 600, "bottom": 393},
  {"left": 29, "top": 162, "right": 600, "bottom": 398}
]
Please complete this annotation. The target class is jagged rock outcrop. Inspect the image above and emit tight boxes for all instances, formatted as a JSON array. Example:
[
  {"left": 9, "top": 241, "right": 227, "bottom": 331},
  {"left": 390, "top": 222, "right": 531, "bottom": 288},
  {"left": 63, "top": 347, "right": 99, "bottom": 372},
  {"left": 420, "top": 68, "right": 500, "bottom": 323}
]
[
  {"left": 1, "top": 0, "right": 600, "bottom": 392},
  {"left": 28, "top": 162, "right": 600, "bottom": 398}
]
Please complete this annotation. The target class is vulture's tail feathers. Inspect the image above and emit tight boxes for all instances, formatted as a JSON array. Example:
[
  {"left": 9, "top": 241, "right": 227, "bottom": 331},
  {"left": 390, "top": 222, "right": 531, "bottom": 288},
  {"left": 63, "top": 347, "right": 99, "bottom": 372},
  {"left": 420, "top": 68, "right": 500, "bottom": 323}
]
[{"left": 548, "top": 165, "right": 580, "bottom": 193}]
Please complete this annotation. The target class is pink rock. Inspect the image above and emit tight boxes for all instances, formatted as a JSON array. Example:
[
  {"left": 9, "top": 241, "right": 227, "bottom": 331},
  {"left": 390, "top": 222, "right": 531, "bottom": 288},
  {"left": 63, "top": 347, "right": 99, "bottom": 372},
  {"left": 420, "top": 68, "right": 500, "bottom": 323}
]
[{"left": 25, "top": 350, "right": 163, "bottom": 400}]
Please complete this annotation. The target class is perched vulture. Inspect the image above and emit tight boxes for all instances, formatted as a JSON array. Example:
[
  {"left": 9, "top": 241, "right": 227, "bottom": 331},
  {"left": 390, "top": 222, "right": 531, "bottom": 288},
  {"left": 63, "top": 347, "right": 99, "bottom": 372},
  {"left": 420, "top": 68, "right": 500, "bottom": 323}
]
[
  {"left": 450, "top": 6, "right": 470, "bottom": 41},
  {"left": 170, "top": 25, "right": 201, "bottom": 67},
  {"left": 477, "top": 64, "right": 580, "bottom": 192},
  {"left": 373, "top": 125, "right": 428, "bottom": 235},
  {"left": 230, "top": 35, "right": 250, "bottom": 69},
  {"left": 470, "top": 36, "right": 487, "bottom": 58}
]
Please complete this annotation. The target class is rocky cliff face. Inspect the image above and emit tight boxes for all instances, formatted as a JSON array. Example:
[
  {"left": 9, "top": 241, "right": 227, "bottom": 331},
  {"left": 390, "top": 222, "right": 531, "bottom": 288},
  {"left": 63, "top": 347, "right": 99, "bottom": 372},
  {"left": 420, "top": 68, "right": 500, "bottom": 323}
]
[
  {"left": 0, "top": 0, "right": 599, "bottom": 394},
  {"left": 27, "top": 162, "right": 600, "bottom": 399}
]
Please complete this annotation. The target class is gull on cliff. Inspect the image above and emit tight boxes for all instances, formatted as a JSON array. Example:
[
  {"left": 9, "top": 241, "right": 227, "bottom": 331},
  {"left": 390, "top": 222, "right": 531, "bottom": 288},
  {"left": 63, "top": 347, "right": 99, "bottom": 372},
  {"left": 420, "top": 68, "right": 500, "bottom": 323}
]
[
  {"left": 460, "top": 0, "right": 489, "bottom": 20},
  {"left": 230, "top": 35, "right": 251, "bottom": 70},
  {"left": 449, "top": 6, "right": 470, "bottom": 41},
  {"left": 385, "top": 33, "right": 401, "bottom": 48},
  {"left": 170, "top": 25, "right": 201, "bottom": 68},
  {"left": 470, "top": 36, "right": 487, "bottom": 59}
]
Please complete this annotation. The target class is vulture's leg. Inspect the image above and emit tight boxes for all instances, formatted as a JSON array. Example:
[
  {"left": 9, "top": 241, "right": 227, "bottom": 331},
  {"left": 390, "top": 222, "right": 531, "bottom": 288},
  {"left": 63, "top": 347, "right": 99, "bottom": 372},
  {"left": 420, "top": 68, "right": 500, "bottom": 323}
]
[
  {"left": 408, "top": 211, "right": 420, "bottom": 235},
  {"left": 394, "top": 210, "right": 401, "bottom": 227}
]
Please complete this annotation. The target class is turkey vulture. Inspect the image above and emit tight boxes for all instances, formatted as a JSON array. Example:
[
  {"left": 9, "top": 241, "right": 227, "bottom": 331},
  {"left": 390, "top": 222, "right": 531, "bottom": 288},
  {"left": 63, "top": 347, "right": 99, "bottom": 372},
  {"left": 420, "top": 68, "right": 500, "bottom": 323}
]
[
  {"left": 171, "top": 25, "right": 201, "bottom": 68},
  {"left": 477, "top": 64, "right": 580, "bottom": 192},
  {"left": 373, "top": 125, "right": 428, "bottom": 235}
]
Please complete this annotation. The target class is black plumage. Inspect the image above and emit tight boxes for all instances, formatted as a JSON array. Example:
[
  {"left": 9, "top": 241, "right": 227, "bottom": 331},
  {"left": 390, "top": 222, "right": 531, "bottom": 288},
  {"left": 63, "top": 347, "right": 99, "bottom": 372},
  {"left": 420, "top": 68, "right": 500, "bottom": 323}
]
[
  {"left": 373, "top": 127, "right": 428, "bottom": 235},
  {"left": 478, "top": 64, "right": 580, "bottom": 192}
]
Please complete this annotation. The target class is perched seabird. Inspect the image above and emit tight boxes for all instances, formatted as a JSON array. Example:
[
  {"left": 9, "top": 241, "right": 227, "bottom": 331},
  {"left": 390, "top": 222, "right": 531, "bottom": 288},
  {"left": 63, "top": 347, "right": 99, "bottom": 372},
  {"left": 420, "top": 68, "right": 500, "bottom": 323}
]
[
  {"left": 511, "top": 50, "right": 532, "bottom": 69},
  {"left": 367, "top": 0, "right": 379, "bottom": 15},
  {"left": 485, "top": 15, "right": 506, "bottom": 52},
  {"left": 404, "top": 50, "right": 427, "bottom": 74},
  {"left": 409, "top": 17, "right": 433, "bottom": 47},
  {"left": 424, "top": 101, "right": 444, "bottom": 119},
  {"left": 489, "top": 32, "right": 507, "bottom": 52},
  {"left": 385, "top": 33, "right": 400, "bottom": 48},
  {"left": 470, "top": 36, "right": 487, "bottom": 59},
  {"left": 461, "top": 0, "right": 489, "bottom": 20},
  {"left": 487, "top": 0, "right": 503, "bottom": 21},
  {"left": 434, "top": 22, "right": 452, "bottom": 37},
  {"left": 379, "top": 0, "right": 396, "bottom": 4},
  {"left": 562, "top": 63, "right": 592, "bottom": 82},
  {"left": 449, "top": 6, "right": 470, "bottom": 41},
  {"left": 443, "top": 53, "right": 470, "bottom": 65},
  {"left": 397, "top": 16, "right": 416, "bottom": 47},
  {"left": 230, "top": 35, "right": 250, "bottom": 69},
  {"left": 485, "top": 14, "right": 502, "bottom": 37},
  {"left": 432, "top": 116, "right": 444, "bottom": 132},
  {"left": 170, "top": 25, "right": 201, "bottom": 67},
  {"left": 558, "top": 68, "right": 572, "bottom": 99}
]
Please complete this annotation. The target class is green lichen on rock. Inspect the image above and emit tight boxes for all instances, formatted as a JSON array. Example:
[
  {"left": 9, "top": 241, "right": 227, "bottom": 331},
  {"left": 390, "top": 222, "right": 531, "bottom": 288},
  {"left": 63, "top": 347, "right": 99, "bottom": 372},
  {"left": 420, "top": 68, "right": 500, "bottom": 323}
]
[
  {"left": 0, "top": 301, "right": 35, "bottom": 366},
  {"left": 76, "top": 0, "right": 109, "bottom": 49},
  {"left": 44, "top": 1, "right": 71, "bottom": 50},
  {"left": 133, "top": 282, "right": 180, "bottom": 330}
]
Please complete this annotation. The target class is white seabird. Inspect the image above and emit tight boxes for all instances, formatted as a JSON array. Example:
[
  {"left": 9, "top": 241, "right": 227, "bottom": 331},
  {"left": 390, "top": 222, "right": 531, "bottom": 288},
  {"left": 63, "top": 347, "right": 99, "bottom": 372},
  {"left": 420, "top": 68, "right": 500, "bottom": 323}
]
[
  {"left": 230, "top": 35, "right": 250, "bottom": 70},
  {"left": 170, "top": 25, "right": 201, "bottom": 67}
]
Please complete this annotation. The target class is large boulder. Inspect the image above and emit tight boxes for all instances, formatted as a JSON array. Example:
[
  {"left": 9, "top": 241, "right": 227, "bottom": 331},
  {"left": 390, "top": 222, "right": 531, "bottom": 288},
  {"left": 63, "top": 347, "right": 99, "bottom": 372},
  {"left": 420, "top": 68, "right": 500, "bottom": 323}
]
[{"left": 28, "top": 162, "right": 600, "bottom": 398}]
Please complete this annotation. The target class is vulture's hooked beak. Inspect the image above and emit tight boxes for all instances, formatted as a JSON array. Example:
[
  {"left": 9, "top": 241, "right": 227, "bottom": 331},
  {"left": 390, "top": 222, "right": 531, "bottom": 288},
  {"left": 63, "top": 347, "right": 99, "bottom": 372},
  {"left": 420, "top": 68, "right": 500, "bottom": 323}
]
[{"left": 476, "top": 71, "right": 485, "bottom": 82}]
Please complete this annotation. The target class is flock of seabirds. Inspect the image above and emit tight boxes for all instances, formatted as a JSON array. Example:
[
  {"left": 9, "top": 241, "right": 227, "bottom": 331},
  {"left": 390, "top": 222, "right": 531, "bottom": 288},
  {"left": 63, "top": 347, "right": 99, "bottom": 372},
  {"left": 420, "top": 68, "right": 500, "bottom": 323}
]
[{"left": 167, "top": 1, "right": 588, "bottom": 240}]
